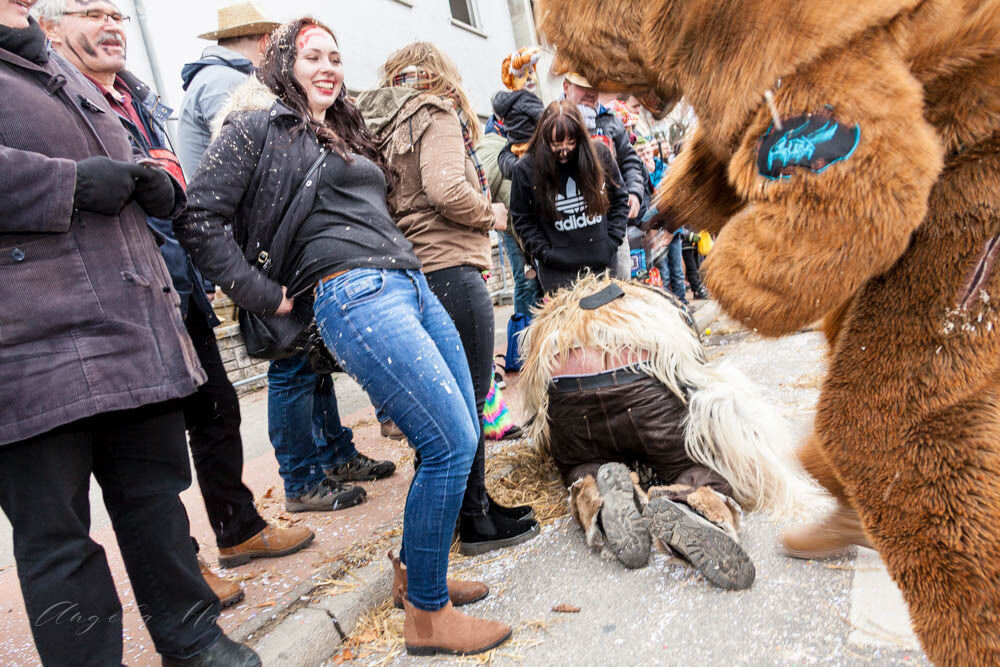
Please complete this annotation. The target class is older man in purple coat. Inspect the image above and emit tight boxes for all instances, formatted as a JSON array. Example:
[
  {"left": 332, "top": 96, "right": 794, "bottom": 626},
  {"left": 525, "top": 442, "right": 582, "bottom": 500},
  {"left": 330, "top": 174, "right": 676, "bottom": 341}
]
[{"left": 0, "top": 1, "right": 258, "bottom": 664}]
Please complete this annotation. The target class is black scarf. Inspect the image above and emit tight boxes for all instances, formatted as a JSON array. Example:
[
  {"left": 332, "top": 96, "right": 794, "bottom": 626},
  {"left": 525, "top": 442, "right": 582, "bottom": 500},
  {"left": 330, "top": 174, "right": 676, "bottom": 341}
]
[{"left": 0, "top": 17, "right": 48, "bottom": 64}]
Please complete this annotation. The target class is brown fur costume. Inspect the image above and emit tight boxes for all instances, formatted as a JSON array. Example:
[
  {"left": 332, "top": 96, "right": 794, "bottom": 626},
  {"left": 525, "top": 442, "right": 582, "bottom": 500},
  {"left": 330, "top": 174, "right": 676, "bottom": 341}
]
[{"left": 536, "top": 1, "right": 1000, "bottom": 663}]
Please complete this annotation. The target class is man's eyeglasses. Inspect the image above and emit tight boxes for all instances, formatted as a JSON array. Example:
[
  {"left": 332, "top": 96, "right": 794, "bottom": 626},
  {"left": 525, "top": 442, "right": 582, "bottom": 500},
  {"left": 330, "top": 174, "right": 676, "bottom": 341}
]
[{"left": 61, "top": 10, "right": 130, "bottom": 24}]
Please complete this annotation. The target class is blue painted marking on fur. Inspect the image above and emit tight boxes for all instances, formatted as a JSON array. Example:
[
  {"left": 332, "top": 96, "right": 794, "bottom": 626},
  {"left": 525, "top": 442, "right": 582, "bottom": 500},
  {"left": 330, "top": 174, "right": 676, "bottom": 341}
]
[{"left": 757, "top": 112, "right": 861, "bottom": 181}]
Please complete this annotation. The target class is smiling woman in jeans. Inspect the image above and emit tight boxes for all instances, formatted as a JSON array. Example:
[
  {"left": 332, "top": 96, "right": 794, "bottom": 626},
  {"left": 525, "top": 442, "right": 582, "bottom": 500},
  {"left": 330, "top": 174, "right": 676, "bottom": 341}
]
[{"left": 177, "top": 18, "right": 511, "bottom": 657}]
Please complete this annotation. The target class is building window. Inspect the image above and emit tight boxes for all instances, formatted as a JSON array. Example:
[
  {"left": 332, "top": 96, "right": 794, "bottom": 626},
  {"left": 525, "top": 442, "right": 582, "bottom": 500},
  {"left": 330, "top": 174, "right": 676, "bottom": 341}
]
[{"left": 449, "top": 0, "right": 479, "bottom": 28}]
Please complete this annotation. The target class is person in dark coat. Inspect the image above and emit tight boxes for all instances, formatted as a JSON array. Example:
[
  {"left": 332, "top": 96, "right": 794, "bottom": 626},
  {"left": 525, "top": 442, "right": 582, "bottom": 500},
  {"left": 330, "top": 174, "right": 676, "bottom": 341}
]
[
  {"left": 37, "top": 0, "right": 316, "bottom": 611},
  {"left": 0, "top": 4, "right": 256, "bottom": 666},
  {"left": 510, "top": 100, "right": 630, "bottom": 293}
]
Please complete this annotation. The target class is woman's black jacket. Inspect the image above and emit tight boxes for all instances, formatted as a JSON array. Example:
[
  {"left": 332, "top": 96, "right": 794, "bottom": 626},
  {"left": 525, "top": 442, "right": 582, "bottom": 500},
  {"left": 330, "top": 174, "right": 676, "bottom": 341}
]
[{"left": 175, "top": 100, "right": 325, "bottom": 315}]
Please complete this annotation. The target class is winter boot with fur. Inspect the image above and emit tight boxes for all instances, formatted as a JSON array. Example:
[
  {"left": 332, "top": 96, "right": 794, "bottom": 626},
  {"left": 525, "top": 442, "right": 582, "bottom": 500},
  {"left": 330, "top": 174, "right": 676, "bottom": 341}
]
[
  {"left": 403, "top": 599, "right": 512, "bottom": 656},
  {"left": 389, "top": 551, "right": 489, "bottom": 609},
  {"left": 643, "top": 494, "right": 755, "bottom": 590},
  {"left": 590, "top": 463, "right": 651, "bottom": 568},
  {"left": 782, "top": 503, "right": 874, "bottom": 559}
]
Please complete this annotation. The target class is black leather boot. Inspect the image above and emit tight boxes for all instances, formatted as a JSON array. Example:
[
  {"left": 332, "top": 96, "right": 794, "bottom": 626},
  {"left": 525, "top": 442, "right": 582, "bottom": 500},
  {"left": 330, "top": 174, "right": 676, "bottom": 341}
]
[{"left": 161, "top": 634, "right": 261, "bottom": 666}]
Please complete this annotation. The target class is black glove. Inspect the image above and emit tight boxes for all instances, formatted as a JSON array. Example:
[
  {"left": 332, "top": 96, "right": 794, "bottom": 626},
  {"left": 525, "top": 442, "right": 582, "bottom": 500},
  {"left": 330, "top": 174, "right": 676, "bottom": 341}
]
[
  {"left": 73, "top": 156, "right": 137, "bottom": 216},
  {"left": 129, "top": 164, "right": 176, "bottom": 218}
]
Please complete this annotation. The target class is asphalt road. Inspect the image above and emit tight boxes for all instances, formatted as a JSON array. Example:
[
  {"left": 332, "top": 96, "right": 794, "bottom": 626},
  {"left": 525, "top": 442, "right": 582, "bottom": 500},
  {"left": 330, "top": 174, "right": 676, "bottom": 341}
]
[{"left": 365, "top": 330, "right": 929, "bottom": 666}]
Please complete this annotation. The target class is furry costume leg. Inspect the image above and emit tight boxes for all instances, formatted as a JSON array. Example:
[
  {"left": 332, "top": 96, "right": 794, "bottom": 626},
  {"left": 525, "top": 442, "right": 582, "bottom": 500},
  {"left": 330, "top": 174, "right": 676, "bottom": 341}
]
[{"left": 816, "top": 145, "right": 1000, "bottom": 665}]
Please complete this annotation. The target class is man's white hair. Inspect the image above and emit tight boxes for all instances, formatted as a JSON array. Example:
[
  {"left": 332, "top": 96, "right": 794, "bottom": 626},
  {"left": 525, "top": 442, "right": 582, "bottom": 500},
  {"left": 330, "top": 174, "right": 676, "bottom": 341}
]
[{"left": 32, "top": 0, "right": 68, "bottom": 24}]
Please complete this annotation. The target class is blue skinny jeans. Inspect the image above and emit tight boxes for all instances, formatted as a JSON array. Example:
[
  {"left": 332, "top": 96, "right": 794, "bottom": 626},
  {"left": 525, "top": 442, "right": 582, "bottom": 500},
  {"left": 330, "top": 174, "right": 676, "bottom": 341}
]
[{"left": 313, "top": 268, "right": 478, "bottom": 610}]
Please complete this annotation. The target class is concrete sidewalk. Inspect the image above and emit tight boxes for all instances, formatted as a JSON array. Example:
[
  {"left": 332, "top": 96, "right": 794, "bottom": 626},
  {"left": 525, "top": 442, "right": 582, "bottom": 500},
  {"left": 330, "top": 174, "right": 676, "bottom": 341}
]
[{"left": 0, "top": 307, "right": 512, "bottom": 666}]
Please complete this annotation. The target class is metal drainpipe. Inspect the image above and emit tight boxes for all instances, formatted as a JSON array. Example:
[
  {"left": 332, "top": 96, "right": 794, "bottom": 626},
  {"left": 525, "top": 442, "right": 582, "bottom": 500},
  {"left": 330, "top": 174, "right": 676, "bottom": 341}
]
[{"left": 132, "top": 0, "right": 178, "bottom": 146}]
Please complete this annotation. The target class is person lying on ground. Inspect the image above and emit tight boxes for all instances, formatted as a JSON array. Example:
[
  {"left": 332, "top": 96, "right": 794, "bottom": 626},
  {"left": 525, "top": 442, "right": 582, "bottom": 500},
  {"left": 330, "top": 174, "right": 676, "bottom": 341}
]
[{"left": 519, "top": 275, "right": 816, "bottom": 589}]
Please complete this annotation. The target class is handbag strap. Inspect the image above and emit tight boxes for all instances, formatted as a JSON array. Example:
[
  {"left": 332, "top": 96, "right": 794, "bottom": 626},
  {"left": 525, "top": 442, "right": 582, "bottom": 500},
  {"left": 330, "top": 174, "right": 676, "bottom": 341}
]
[{"left": 254, "top": 148, "right": 330, "bottom": 272}]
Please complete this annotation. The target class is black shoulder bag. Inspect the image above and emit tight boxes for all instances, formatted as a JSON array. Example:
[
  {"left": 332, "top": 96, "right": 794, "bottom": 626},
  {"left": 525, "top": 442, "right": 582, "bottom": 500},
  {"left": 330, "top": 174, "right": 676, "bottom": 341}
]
[{"left": 238, "top": 149, "right": 328, "bottom": 360}]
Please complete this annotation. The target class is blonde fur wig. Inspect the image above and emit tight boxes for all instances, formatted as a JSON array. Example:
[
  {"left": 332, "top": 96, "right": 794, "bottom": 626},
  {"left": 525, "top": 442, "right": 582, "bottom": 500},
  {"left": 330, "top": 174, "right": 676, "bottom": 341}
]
[{"left": 520, "top": 274, "right": 816, "bottom": 517}]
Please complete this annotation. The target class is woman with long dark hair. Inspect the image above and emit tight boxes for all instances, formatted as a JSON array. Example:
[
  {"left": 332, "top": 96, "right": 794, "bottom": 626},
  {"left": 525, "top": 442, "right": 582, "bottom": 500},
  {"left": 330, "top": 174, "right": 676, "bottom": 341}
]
[
  {"left": 177, "top": 18, "right": 511, "bottom": 657},
  {"left": 510, "top": 100, "right": 630, "bottom": 292},
  {"left": 358, "top": 42, "right": 540, "bottom": 557}
]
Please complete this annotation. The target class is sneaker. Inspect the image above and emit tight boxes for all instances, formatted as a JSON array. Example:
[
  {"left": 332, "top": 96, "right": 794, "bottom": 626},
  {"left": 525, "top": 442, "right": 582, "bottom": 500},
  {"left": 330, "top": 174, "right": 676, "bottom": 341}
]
[
  {"left": 595, "top": 463, "right": 651, "bottom": 569},
  {"left": 493, "top": 370, "right": 506, "bottom": 390},
  {"left": 459, "top": 508, "right": 540, "bottom": 556},
  {"left": 693, "top": 287, "right": 710, "bottom": 300},
  {"left": 380, "top": 420, "right": 407, "bottom": 441},
  {"left": 643, "top": 495, "right": 755, "bottom": 590},
  {"left": 326, "top": 452, "right": 396, "bottom": 482},
  {"left": 286, "top": 478, "right": 366, "bottom": 513}
]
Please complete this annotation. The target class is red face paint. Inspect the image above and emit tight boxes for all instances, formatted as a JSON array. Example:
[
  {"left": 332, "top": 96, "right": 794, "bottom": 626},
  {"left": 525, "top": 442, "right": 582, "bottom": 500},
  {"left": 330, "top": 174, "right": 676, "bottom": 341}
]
[{"left": 297, "top": 26, "right": 330, "bottom": 51}]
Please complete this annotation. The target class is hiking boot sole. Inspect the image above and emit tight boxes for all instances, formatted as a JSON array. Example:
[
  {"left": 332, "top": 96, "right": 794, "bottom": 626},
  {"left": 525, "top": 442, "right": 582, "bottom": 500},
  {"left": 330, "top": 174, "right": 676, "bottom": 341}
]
[
  {"left": 459, "top": 521, "right": 540, "bottom": 556},
  {"left": 596, "top": 463, "right": 650, "bottom": 569},
  {"left": 218, "top": 531, "right": 316, "bottom": 568},
  {"left": 285, "top": 489, "right": 366, "bottom": 514},
  {"left": 644, "top": 496, "right": 755, "bottom": 590},
  {"left": 405, "top": 627, "right": 513, "bottom": 656}
]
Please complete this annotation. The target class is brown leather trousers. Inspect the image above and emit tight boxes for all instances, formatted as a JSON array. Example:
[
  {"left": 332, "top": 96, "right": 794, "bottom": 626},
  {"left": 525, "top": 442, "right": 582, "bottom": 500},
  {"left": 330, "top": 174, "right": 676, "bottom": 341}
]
[{"left": 547, "top": 374, "right": 732, "bottom": 499}]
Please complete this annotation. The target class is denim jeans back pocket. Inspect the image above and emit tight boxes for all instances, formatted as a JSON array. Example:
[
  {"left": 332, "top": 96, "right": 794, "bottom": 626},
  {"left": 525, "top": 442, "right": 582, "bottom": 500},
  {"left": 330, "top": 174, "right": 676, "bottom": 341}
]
[{"left": 337, "top": 270, "right": 386, "bottom": 308}]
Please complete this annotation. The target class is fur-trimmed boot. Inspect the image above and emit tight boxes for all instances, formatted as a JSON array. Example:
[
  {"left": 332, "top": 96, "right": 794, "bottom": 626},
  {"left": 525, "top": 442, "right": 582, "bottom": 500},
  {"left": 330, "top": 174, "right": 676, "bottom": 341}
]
[
  {"left": 569, "top": 463, "right": 651, "bottom": 568},
  {"left": 643, "top": 486, "right": 754, "bottom": 590},
  {"left": 389, "top": 552, "right": 489, "bottom": 609},
  {"left": 781, "top": 503, "right": 874, "bottom": 559},
  {"left": 781, "top": 436, "right": 873, "bottom": 559}
]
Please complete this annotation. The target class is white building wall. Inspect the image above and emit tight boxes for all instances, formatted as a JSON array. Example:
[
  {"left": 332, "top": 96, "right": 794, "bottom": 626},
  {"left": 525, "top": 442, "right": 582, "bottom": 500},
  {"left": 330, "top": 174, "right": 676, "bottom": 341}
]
[{"left": 122, "top": 0, "right": 523, "bottom": 121}]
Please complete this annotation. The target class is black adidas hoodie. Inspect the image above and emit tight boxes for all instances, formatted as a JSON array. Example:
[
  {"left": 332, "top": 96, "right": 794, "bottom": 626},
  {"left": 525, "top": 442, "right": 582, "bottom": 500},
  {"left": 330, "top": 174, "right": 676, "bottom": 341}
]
[{"left": 510, "top": 142, "right": 629, "bottom": 272}]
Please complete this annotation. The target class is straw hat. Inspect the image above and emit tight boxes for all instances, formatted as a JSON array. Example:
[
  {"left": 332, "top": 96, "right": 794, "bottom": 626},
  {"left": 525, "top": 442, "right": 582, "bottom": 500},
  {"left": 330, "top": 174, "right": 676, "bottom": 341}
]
[
  {"left": 198, "top": 2, "right": 280, "bottom": 40},
  {"left": 564, "top": 72, "right": 595, "bottom": 89}
]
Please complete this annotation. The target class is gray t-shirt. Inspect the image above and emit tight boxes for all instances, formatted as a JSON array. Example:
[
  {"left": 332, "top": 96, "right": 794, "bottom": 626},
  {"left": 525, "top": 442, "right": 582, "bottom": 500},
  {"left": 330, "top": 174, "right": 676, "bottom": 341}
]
[{"left": 286, "top": 152, "right": 421, "bottom": 295}]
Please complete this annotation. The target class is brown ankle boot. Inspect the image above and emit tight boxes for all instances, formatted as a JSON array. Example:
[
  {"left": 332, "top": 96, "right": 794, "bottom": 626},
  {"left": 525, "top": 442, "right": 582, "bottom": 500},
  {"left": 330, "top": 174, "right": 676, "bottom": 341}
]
[
  {"left": 218, "top": 524, "right": 315, "bottom": 568},
  {"left": 782, "top": 503, "right": 874, "bottom": 559},
  {"left": 389, "top": 551, "right": 488, "bottom": 609},
  {"left": 403, "top": 599, "right": 511, "bottom": 656},
  {"left": 199, "top": 558, "right": 244, "bottom": 608}
]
